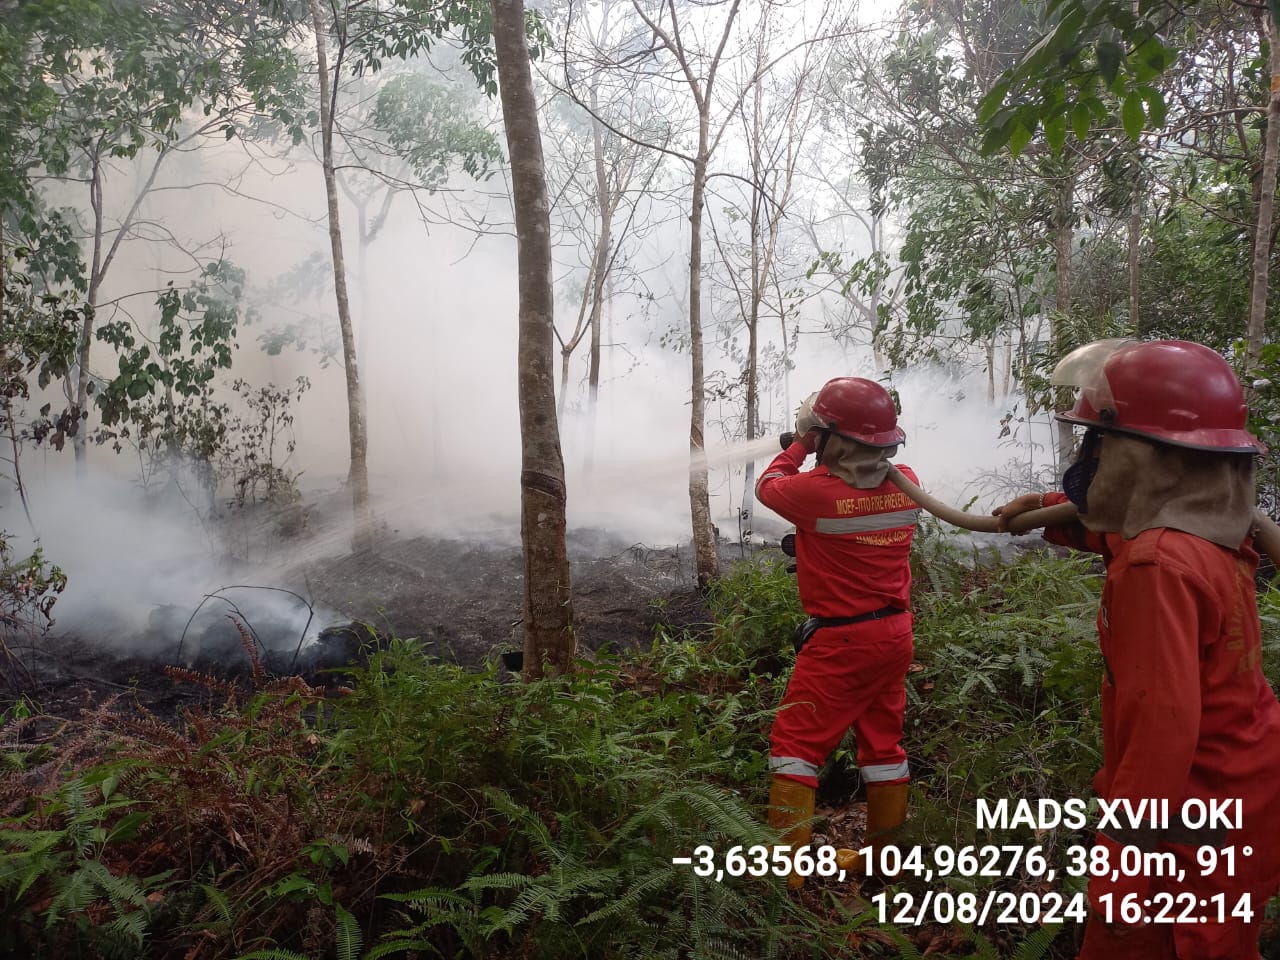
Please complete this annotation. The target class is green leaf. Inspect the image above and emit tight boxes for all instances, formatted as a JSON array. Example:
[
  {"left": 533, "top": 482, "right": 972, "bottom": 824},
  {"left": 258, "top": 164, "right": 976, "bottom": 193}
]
[
  {"left": 1121, "top": 91, "right": 1145, "bottom": 140},
  {"left": 1045, "top": 0, "right": 1078, "bottom": 20},
  {"left": 978, "top": 80, "right": 1009, "bottom": 125},
  {"left": 1043, "top": 112, "right": 1068, "bottom": 152},
  {"left": 1008, "top": 121, "right": 1034, "bottom": 157},
  {"left": 980, "top": 121, "right": 1013, "bottom": 156},
  {"left": 1071, "top": 102, "right": 1091, "bottom": 141},
  {"left": 1096, "top": 41, "right": 1124, "bottom": 86},
  {"left": 1139, "top": 86, "right": 1167, "bottom": 128},
  {"left": 1132, "top": 58, "right": 1161, "bottom": 84}
]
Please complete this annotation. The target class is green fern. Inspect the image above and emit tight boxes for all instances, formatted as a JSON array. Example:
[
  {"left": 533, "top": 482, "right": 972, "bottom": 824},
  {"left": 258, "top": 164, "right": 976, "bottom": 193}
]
[
  {"left": 1010, "top": 923, "right": 1064, "bottom": 960},
  {"left": 197, "top": 881, "right": 236, "bottom": 927},
  {"left": 335, "top": 902, "right": 363, "bottom": 960},
  {"left": 878, "top": 927, "right": 927, "bottom": 959}
]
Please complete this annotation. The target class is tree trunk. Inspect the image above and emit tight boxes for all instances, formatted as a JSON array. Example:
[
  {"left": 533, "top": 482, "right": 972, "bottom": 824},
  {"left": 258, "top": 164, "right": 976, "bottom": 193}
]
[
  {"left": 72, "top": 156, "right": 105, "bottom": 471},
  {"left": 1245, "top": 11, "right": 1280, "bottom": 373},
  {"left": 740, "top": 174, "right": 761, "bottom": 546},
  {"left": 626, "top": 0, "right": 737, "bottom": 587},
  {"left": 557, "top": 257, "right": 595, "bottom": 416},
  {"left": 1001, "top": 334, "right": 1013, "bottom": 400},
  {"left": 559, "top": 343, "right": 574, "bottom": 415},
  {"left": 689, "top": 145, "right": 718, "bottom": 588},
  {"left": 585, "top": 102, "right": 610, "bottom": 476},
  {"left": 986, "top": 335, "right": 996, "bottom": 404},
  {"left": 1052, "top": 168, "right": 1076, "bottom": 470},
  {"left": 491, "top": 0, "right": 575, "bottom": 680},
  {"left": 1127, "top": 189, "right": 1140, "bottom": 330},
  {"left": 870, "top": 213, "right": 887, "bottom": 370},
  {"left": 740, "top": 301, "right": 758, "bottom": 545},
  {"left": 69, "top": 140, "right": 167, "bottom": 472},
  {"left": 309, "top": 0, "right": 373, "bottom": 553},
  {"left": 584, "top": 240, "right": 607, "bottom": 476}
]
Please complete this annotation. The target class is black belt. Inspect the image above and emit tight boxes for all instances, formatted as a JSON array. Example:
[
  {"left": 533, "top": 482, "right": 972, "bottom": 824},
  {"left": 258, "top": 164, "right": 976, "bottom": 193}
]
[
  {"left": 792, "top": 607, "right": 905, "bottom": 654},
  {"left": 811, "top": 606, "right": 904, "bottom": 627}
]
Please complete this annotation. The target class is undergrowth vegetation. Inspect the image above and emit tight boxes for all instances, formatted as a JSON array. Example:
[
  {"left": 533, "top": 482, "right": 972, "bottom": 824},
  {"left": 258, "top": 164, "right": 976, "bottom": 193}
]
[{"left": 3, "top": 525, "right": 1278, "bottom": 958}]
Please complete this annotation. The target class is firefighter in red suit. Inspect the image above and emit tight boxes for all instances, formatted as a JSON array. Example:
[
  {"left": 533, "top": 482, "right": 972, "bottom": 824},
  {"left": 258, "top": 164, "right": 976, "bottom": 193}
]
[
  {"left": 755, "top": 376, "right": 920, "bottom": 887},
  {"left": 996, "top": 340, "right": 1280, "bottom": 960}
]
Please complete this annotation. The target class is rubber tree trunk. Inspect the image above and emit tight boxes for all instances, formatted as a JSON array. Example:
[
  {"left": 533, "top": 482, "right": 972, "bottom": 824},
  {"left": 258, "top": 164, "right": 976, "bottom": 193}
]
[
  {"left": 309, "top": 0, "right": 373, "bottom": 553},
  {"left": 689, "top": 147, "right": 718, "bottom": 589},
  {"left": 1245, "top": 11, "right": 1280, "bottom": 373},
  {"left": 740, "top": 170, "right": 762, "bottom": 546},
  {"left": 490, "top": 0, "right": 575, "bottom": 680},
  {"left": 584, "top": 107, "right": 610, "bottom": 477}
]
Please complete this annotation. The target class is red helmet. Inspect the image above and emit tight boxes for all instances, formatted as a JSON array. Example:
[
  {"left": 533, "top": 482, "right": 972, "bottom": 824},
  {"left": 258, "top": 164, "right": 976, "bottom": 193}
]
[
  {"left": 1055, "top": 339, "right": 1264, "bottom": 453},
  {"left": 810, "top": 377, "right": 905, "bottom": 447}
]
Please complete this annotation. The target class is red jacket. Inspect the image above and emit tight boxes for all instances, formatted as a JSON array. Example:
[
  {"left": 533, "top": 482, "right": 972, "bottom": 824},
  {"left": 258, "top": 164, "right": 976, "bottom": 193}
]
[
  {"left": 755, "top": 442, "right": 919, "bottom": 618},
  {"left": 1043, "top": 492, "right": 1280, "bottom": 898}
]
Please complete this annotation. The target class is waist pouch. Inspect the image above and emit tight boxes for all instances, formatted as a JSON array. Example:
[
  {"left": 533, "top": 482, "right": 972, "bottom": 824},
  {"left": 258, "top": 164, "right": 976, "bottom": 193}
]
[{"left": 792, "top": 606, "right": 905, "bottom": 653}]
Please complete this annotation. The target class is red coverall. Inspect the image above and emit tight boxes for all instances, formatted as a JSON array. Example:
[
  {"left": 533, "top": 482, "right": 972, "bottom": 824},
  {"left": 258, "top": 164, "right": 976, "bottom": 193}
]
[
  {"left": 1042, "top": 492, "right": 1280, "bottom": 959},
  {"left": 755, "top": 441, "right": 919, "bottom": 790}
]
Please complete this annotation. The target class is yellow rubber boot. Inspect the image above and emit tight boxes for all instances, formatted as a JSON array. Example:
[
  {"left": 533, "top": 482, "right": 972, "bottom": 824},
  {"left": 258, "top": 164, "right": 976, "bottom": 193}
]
[
  {"left": 767, "top": 776, "right": 815, "bottom": 890},
  {"left": 835, "top": 781, "right": 909, "bottom": 878}
]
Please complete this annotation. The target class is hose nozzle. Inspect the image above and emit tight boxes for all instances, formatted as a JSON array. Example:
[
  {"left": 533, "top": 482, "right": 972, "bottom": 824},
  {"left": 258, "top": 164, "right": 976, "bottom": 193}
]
[{"left": 779, "top": 431, "right": 795, "bottom": 450}]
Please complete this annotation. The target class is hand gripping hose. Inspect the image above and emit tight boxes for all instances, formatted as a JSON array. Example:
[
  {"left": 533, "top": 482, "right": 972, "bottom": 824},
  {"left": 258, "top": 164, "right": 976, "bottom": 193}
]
[
  {"left": 884, "top": 464, "right": 1280, "bottom": 562},
  {"left": 884, "top": 464, "right": 1076, "bottom": 534}
]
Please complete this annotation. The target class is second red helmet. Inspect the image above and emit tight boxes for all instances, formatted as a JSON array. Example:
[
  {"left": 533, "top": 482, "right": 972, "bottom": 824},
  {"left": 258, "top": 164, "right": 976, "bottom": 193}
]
[
  {"left": 810, "top": 377, "right": 906, "bottom": 448},
  {"left": 1055, "top": 339, "right": 1264, "bottom": 453}
]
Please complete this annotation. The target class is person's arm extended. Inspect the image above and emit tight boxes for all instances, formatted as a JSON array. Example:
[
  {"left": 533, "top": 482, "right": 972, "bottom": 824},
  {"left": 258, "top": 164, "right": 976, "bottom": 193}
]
[
  {"left": 756, "top": 441, "right": 813, "bottom": 527},
  {"left": 994, "top": 491, "right": 1106, "bottom": 553}
]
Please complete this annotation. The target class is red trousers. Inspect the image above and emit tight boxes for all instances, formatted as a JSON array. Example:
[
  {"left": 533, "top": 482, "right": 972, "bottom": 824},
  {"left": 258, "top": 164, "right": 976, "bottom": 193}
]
[{"left": 768, "top": 613, "right": 913, "bottom": 789}]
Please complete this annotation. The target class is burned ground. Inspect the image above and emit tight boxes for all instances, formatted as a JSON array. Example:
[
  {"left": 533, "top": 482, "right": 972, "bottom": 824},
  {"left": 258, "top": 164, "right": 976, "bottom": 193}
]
[{"left": 2, "top": 528, "right": 744, "bottom": 722}]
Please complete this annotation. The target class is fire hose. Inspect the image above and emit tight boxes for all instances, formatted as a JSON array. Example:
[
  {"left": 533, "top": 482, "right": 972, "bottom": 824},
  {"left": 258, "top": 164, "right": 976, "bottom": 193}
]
[
  {"left": 883, "top": 464, "right": 1074, "bottom": 535},
  {"left": 882, "top": 463, "right": 1280, "bottom": 564},
  {"left": 775, "top": 430, "right": 1280, "bottom": 560},
  {"left": 778, "top": 430, "right": 1077, "bottom": 535}
]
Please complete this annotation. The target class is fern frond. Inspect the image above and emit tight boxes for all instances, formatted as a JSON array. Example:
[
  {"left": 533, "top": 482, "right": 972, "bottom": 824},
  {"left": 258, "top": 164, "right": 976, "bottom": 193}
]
[
  {"left": 379, "top": 886, "right": 475, "bottom": 912},
  {"left": 107, "top": 906, "right": 148, "bottom": 947},
  {"left": 1011, "top": 923, "right": 1063, "bottom": 960},
  {"left": 335, "top": 902, "right": 362, "bottom": 960},
  {"left": 362, "top": 937, "right": 445, "bottom": 960},
  {"left": 877, "top": 927, "right": 926, "bottom": 959},
  {"left": 198, "top": 882, "right": 235, "bottom": 926}
]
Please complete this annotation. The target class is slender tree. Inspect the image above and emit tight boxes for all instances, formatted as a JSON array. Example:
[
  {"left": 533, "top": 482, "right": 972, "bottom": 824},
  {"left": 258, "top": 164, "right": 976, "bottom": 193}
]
[
  {"left": 709, "top": 17, "right": 826, "bottom": 541},
  {"left": 626, "top": 0, "right": 743, "bottom": 588},
  {"left": 308, "top": 0, "right": 373, "bottom": 552},
  {"left": 1245, "top": 11, "right": 1280, "bottom": 371},
  {"left": 491, "top": 0, "right": 575, "bottom": 679}
]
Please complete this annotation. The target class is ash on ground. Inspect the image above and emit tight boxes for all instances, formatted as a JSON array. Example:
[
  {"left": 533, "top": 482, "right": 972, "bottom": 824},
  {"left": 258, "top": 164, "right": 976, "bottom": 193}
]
[{"left": 2, "top": 525, "right": 749, "bottom": 721}]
